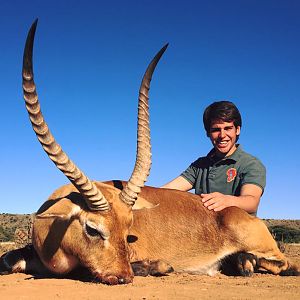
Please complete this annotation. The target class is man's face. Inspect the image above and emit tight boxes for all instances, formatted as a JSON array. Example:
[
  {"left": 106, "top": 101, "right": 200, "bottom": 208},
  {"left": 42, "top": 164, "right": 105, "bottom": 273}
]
[{"left": 208, "top": 120, "right": 240, "bottom": 157}]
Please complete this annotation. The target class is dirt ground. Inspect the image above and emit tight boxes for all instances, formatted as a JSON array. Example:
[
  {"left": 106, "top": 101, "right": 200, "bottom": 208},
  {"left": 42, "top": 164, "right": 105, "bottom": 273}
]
[{"left": 0, "top": 244, "right": 299, "bottom": 300}]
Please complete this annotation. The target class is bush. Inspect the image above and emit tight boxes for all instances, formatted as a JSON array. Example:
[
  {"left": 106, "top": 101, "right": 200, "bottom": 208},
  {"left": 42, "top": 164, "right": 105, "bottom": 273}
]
[
  {"left": 269, "top": 226, "right": 300, "bottom": 243},
  {"left": 0, "top": 226, "right": 13, "bottom": 242}
]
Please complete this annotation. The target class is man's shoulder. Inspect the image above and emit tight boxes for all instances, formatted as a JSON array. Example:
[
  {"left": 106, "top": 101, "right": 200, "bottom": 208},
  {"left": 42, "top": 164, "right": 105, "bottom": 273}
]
[
  {"left": 238, "top": 147, "right": 261, "bottom": 161},
  {"left": 190, "top": 155, "right": 211, "bottom": 168},
  {"left": 236, "top": 147, "right": 265, "bottom": 170}
]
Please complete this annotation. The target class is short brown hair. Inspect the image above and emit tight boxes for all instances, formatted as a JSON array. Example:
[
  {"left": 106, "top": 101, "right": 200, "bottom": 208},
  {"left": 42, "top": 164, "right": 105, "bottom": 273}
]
[{"left": 203, "top": 101, "right": 242, "bottom": 135}]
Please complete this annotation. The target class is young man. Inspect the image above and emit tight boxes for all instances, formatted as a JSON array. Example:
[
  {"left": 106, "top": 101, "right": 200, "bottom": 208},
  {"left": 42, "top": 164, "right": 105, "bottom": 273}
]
[{"left": 161, "top": 101, "right": 266, "bottom": 216}]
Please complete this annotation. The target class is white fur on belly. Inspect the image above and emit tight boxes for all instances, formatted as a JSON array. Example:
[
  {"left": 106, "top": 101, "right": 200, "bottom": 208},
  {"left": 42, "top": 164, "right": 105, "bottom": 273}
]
[{"left": 184, "top": 260, "right": 220, "bottom": 276}]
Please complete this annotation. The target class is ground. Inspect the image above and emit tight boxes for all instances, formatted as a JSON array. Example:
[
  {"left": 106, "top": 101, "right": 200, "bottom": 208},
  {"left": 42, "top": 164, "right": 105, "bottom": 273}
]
[{"left": 0, "top": 244, "right": 299, "bottom": 299}]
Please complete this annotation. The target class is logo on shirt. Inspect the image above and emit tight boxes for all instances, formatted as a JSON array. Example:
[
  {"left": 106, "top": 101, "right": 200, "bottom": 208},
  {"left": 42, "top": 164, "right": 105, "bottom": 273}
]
[{"left": 226, "top": 168, "right": 237, "bottom": 183}]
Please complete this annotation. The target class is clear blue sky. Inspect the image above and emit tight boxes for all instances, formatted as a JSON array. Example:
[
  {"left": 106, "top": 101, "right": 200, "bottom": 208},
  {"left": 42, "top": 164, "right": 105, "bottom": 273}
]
[{"left": 1, "top": 0, "right": 299, "bottom": 219}]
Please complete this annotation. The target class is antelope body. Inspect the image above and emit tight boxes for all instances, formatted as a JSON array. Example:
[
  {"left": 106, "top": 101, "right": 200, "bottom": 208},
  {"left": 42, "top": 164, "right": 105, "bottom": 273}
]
[{"left": 1, "top": 20, "right": 299, "bottom": 285}]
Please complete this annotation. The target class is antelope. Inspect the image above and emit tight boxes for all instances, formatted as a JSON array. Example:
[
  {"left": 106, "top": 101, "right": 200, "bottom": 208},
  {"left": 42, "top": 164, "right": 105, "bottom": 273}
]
[{"left": 0, "top": 20, "right": 299, "bottom": 285}]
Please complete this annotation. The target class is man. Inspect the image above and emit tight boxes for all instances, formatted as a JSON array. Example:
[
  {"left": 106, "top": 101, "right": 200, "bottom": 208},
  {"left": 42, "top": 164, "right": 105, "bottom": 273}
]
[{"left": 161, "top": 101, "right": 265, "bottom": 216}]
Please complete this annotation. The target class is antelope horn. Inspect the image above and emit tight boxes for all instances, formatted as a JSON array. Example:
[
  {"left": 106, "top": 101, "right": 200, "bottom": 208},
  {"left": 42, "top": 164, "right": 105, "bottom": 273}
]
[
  {"left": 22, "top": 19, "right": 110, "bottom": 211},
  {"left": 120, "top": 44, "right": 168, "bottom": 206}
]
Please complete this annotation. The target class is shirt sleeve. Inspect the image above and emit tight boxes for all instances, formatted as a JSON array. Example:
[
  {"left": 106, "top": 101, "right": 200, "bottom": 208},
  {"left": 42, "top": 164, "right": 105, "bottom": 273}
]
[
  {"left": 180, "top": 163, "right": 198, "bottom": 187},
  {"left": 240, "top": 158, "right": 266, "bottom": 192}
]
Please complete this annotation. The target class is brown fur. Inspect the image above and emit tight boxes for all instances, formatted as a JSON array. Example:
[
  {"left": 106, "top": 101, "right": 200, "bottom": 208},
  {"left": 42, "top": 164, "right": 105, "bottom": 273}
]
[
  {"left": 1, "top": 180, "right": 298, "bottom": 284},
  {"left": 122, "top": 183, "right": 291, "bottom": 274}
]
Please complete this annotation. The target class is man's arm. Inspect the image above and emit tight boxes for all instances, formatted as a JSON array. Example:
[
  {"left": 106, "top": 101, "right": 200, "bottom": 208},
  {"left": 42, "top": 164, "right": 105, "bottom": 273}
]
[
  {"left": 201, "top": 183, "right": 263, "bottom": 214},
  {"left": 161, "top": 176, "right": 193, "bottom": 191}
]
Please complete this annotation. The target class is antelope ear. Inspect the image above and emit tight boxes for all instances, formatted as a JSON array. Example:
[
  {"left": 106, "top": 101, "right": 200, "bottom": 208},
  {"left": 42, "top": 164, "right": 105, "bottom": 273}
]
[
  {"left": 132, "top": 196, "right": 159, "bottom": 210},
  {"left": 36, "top": 198, "right": 81, "bottom": 219}
]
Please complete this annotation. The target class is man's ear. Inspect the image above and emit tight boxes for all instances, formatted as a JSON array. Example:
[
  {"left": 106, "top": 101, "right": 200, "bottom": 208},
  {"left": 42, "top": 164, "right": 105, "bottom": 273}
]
[{"left": 236, "top": 126, "right": 241, "bottom": 136}]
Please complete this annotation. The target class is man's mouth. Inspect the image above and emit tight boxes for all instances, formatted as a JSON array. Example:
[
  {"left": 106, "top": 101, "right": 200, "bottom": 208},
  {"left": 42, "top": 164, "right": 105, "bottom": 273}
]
[{"left": 217, "top": 141, "right": 229, "bottom": 147}]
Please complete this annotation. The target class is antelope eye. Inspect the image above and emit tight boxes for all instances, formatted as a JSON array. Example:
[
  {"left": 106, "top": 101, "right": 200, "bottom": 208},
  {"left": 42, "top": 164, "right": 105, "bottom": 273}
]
[{"left": 85, "top": 223, "right": 102, "bottom": 238}]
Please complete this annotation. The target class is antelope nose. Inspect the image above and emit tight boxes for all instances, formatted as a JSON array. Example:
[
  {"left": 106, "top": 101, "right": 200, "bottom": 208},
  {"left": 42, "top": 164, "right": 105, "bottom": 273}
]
[
  {"left": 118, "top": 278, "right": 125, "bottom": 284},
  {"left": 118, "top": 275, "right": 133, "bottom": 284}
]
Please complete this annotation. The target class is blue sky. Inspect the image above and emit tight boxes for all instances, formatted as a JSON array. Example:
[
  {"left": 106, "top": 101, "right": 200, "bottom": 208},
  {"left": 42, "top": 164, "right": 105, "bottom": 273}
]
[{"left": 1, "top": 0, "right": 299, "bottom": 219}]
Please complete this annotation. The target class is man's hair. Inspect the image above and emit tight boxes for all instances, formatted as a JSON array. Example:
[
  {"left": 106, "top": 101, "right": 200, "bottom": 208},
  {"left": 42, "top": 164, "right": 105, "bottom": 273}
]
[{"left": 203, "top": 101, "right": 242, "bottom": 135}]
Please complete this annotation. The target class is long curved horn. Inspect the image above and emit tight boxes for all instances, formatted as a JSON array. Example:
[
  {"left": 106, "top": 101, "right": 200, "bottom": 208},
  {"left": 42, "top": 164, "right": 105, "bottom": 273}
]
[
  {"left": 22, "top": 19, "right": 110, "bottom": 211},
  {"left": 120, "top": 44, "right": 168, "bottom": 206}
]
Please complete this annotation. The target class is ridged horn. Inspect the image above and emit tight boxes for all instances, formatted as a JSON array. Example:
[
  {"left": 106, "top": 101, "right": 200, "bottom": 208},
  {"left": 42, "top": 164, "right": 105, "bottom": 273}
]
[
  {"left": 22, "top": 19, "right": 110, "bottom": 211},
  {"left": 119, "top": 44, "right": 168, "bottom": 206}
]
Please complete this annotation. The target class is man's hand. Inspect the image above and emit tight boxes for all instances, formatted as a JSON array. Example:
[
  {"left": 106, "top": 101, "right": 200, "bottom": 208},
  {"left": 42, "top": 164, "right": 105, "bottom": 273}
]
[
  {"left": 200, "top": 192, "right": 232, "bottom": 211},
  {"left": 200, "top": 184, "right": 263, "bottom": 213}
]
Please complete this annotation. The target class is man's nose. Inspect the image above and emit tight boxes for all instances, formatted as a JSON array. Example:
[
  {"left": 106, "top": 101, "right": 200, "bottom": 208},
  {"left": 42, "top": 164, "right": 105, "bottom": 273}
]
[{"left": 219, "top": 129, "right": 226, "bottom": 138}]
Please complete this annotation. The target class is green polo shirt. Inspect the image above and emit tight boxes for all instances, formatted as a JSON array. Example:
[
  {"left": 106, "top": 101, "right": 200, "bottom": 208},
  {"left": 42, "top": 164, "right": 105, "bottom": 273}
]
[{"left": 181, "top": 145, "right": 266, "bottom": 214}]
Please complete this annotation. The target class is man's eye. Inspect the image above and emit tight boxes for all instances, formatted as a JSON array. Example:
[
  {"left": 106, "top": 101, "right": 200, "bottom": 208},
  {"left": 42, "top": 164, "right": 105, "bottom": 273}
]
[{"left": 210, "top": 128, "right": 220, "bottom": 133}]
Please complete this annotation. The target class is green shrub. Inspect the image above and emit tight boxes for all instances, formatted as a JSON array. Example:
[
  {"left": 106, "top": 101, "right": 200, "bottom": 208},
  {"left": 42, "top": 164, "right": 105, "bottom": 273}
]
[
  {"left": 269, "top": 226, "right": 300, "bottom": 243},
  {"left": 0, "top": 226, "right": 13, "bottom": 242}
]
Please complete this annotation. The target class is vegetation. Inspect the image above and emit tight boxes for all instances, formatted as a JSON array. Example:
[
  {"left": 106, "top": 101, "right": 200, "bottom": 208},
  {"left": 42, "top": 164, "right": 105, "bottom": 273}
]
[
  {"left": 269, "top": 225, "right": 300, "bottom": 244},
  {"left": 0, "top": 213, "right": 32, "bottom": 243},
  {"left": 0, "top": 225, "right": 12, "bottom": 242}
]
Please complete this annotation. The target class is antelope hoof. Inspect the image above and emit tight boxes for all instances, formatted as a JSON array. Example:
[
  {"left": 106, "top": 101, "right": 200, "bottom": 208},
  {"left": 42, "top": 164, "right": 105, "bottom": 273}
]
[
  {"left": 131, "top": 259, "right": 174, "bottom": 277},
  {"left": 237, "top": 253, "right": 258, "bottom": 277}
]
